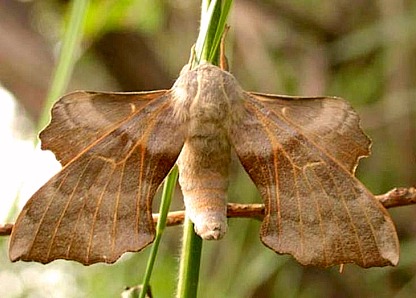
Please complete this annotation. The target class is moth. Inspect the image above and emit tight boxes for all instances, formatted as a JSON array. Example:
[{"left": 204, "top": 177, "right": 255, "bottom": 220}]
[{"left": 9, "top": 51, "right": 399, "bottom": 268}]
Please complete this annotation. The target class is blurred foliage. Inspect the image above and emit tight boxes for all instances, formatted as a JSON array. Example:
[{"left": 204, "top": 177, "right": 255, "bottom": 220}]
[
  {"left": 0, "top": 0, "right": 415, "bottom": 297},
  {"left": 83, "top": 0, "right": 165, "bottom": 38}
]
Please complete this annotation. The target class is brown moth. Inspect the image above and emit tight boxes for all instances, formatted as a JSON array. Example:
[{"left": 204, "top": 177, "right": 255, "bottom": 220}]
[{"left": 9, "top": 58, "right": 399, "bottom": 268}]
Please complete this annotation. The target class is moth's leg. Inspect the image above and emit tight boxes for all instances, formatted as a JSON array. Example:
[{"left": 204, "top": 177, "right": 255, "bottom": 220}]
[{"left": 220, "top": 25, "right": 230, "bottom": 71}]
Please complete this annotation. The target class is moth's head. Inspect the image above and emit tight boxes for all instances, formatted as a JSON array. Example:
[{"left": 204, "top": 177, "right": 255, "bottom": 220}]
[
  {"left": 173, "top": 63, "right": 243, "bottom": 104},
  {"left": 174, "top": 63, "right": 238, "bottom": 92}
]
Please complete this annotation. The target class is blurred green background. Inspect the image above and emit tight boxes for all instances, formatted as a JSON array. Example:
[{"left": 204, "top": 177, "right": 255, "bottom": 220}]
[{"left": 0, "top": 0, "right": 415, "bottom": 297}]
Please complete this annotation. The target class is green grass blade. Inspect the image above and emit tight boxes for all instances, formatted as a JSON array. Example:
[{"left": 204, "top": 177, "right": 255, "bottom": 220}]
[
  {"left": 208, "top": 1, "right": 233, "bottom": 63},
  {"left": 36, "top": 0, "right": 90, "bottom": 136},
  {"left": 176, "top": 216, "right": 203, "bottom": 298},
  {"left": 7, "top": 0, "right": 89, "bottom": 226},
  {"left": 139, "top": 167, "right": 179, "bottom": 298}
]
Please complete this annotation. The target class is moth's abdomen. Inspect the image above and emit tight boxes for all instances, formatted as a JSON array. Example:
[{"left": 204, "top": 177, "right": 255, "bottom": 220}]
[{"left": 177, "top": 130, "right": 231, "bottom": 240}]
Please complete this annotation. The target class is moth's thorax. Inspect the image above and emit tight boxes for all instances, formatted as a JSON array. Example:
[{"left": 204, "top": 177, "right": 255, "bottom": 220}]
[
  {"left": 171, "top": 63, "right": 245, "bottom": 125},
  {"left": 173, "top": 63, "right": 244, "bottom": 240}
]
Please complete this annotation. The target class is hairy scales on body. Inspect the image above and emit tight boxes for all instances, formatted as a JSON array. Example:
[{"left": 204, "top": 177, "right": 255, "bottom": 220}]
[{"left": 173, "top": 63, "right": 245, "bottom": 240}]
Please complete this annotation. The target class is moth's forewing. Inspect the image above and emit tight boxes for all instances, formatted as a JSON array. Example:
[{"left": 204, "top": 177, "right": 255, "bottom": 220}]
[
  {"left": 230, "top": 92, "right": 399, "bottom": 268},
  {"left": 248, "top": 92, "right": 371, "bottom": 173},
  {"left": 40, "top": 90, "right": 168, "bottom": 165},
  {"left": 10, "top": 91, "right": 185, "bottom": 265}
]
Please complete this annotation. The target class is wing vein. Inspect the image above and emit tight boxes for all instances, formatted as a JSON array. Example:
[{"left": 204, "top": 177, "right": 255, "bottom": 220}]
[
  {"left": 111, "top": 162, "right": 126, "bottom": 256},
  {"left": 303, "top": 167, "right": 328, "bottom": 264},
  {"left": 30, "top": 171, "right": 70, "bottom": 256},
  {"left": 47, "top": 157, "right": 93, "bottom": 259},
  {"left": 327, "top": 170, "right": 365, "bottom": 263},
  {"left": 86, "top": 164, "right": 117, "bottom": 263}
]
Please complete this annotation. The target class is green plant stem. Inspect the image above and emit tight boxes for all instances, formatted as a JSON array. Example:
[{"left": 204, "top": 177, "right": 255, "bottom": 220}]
[
  {"left": 193, "top": 0, "right": 232, "bottom": 68},
  {"left": 36, "top": 0, "right": 89, "bottom": 136},
  {"left": 208, "top": 0, "right": 232, "bottom": 63},
  {"left": 177, "top": 1, "right": 233, "bottom": 297},
  {"left": 176, "top": 216, "right": 203, "bottom": 298},
  {"left": 194, "top": 1, "right": 220, "bottom": 65},
  {"left": 139, "top": 167, "right": 179, "bottom": 298}
]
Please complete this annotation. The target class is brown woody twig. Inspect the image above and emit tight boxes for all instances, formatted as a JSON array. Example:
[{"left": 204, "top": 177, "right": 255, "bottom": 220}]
[{"left": 1, "top": 187, "right": 414, "bottom": 236}]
